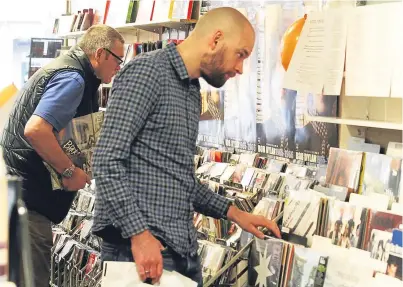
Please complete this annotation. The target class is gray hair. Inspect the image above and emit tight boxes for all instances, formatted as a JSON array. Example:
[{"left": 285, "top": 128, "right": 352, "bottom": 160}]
[{"left": 78, "top": 24, "right": 124, "bottom": 55}]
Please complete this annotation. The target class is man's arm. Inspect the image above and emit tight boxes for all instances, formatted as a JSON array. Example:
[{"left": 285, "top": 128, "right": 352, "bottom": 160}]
[
  {"left": 25, "top": 117, "right": 74, "bottom": 174},
  {"left": 93, "top": 58, "right": 160, "bottom": 239},
  {"left": 192, "top": 177, "right": 281, "bottom": 238},
  {"left": 25, "top": 71, "right": 85, "bottom": 174},
  {"left": 192, "top": 177, "right": 232, "bottom": 218}
]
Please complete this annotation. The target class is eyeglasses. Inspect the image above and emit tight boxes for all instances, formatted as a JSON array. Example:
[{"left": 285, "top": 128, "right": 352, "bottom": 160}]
[{"left": 103, "top": 48, "right": 123, "bottom": 65}]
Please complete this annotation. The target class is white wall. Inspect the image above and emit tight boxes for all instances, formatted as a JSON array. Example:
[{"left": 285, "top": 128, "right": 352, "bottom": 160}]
[
  {"left": 0, "top": 0, "right": 65, "bottom": 88},
  {"left": 0, "top": 0, "right": 66, "bottom": 132}
]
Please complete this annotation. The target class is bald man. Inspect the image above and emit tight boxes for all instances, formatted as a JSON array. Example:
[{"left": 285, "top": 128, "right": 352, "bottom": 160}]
[{"left": 93, "top": 7, "right": 280, "bottom": 285}]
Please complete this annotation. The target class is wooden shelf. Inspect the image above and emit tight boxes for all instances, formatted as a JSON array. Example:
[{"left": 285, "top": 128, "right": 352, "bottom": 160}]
[
  {"left": 305, "top": 115, "right": 403, "bottom": 131},
  {"left": 58, "top": 19, "right": 197, "bottom": 38},
  {"left": 117, "top": 19, "right": 196, "bottom": 33}
]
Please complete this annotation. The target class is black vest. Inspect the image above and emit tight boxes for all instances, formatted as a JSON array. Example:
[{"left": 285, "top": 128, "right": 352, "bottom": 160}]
[{"left": 0, "top": 46, "right": 101, "bottom": 224}]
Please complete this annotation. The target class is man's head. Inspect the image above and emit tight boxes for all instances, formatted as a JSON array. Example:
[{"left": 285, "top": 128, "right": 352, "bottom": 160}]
[
  {"left": 78, "top": 25, "right": 125, "bottom": 84},
  {"left": 183, "top": 7, "right": 255, "bottom": 88}
]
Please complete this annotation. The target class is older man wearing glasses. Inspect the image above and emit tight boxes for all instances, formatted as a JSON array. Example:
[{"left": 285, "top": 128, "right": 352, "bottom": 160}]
[{"left": 0, "top": 24, "right": 124, "bottom": 287}]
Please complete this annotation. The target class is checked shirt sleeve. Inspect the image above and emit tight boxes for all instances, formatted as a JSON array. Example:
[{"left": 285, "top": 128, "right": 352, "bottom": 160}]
[
  {"left": 93, "top": 58, "right": 160, "bottom": 239},
  {"left": 192, "top": 176, "right": 232, "bottom": 219}
]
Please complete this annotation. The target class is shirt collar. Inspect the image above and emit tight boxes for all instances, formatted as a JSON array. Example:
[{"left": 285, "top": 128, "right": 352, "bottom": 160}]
[
  {"left": 166, "top": 42, "right": 201, "bottom": 89},
  {"left": 166, "top": 42, "right": 189, "bottom": 81}
]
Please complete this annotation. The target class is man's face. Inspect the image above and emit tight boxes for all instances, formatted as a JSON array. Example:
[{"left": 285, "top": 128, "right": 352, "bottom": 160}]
[
  {"left": 200, "top": 26, "right": 255, "bottom": 88},
  {"left": 96, "top": 40, "right": 125, "bottom": 84}
]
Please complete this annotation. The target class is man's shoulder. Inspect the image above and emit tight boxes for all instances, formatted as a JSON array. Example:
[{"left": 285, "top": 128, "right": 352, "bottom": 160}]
[
  {"left": 124, "top": 49, "right": 168, "bottom": 73},
  {"left": 135, "top": 48, "right": 168, "bottom": 63},
  {"left": 49, "top": 70, "right": 85, "bottom": 89}
]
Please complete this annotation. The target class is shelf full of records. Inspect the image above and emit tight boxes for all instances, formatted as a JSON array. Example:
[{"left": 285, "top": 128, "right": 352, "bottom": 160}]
[
  {"left": 50, "top": 181, "right": 101, "bottom": 287},
  {"left": 194, "top": 145, "right": 403, "bottom": 286},
  {"left": 50, "top": 181, "right": 268, "bottom": 287}
]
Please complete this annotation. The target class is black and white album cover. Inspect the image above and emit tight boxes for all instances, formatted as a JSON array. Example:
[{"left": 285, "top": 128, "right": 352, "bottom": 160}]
[{"left": 248, "top": 237, "right": 284, "bottom": 287}]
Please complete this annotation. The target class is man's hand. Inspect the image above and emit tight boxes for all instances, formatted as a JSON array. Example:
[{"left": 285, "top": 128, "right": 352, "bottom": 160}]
[
  {"left": 62, "top": 167, "right": 91, "bottom": 191},
  {"left": 131, "top": 230, "right": 165, "bottom": 284},
  {"left": 227, "top": 205, "right": 281, "bottom": 239}
]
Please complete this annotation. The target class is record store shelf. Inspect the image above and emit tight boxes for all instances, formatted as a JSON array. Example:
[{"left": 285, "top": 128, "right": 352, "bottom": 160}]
[
  {"left": 59, "top": 19, "right": 197, "bottom": 38},
  {"left": 305, "top": 115, "right": 403, "bottom": 131}
]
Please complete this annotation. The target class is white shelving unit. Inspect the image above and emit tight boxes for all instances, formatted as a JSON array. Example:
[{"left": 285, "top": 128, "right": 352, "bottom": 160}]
[
  {"left": 58, "top": 19, "right": 197, "bottom": 38},
  {"left": 334, "top": 84, "right": 402, "bottom": 150},
  {"left": 305, "top": 115, "right": 403, "bottom": 131}
]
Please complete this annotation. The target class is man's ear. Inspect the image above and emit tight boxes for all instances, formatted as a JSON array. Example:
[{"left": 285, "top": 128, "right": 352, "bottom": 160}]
[
  {"left": 208, "top": 30, "right": 224, "bottom": 51},
  {"left": 95, "top": 48, "right": 104, "bottom": 62}
]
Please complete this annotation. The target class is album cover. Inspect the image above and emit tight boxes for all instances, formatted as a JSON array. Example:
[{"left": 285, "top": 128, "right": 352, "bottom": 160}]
[
  {"left": 248, "top": 237, "right": 284, "bottom": 287},
  {"left": 387, "top": 229, "right": 403, "bottom": 280},
  {"left": 365, "top": 211, "right": 403, "bottom": 250},
  {"left": 289, "top": 246, "right": 328, "bottom": 287},
  {"left": 326, "top": 201, "right": 356, "bottom": 248},
  {"left": 195, "top": 162, "right": 215, "bottom": 177},
  {"left": 295, "top": 93, "right": 339, "bottom": 165},
  {"left": 220, "top": 166, "right": 236, "bottom": 185},
  {"left": 45, "top": 111, "right": 104, "bottom": 190},
  {"left": 325, "top": 148, "right": 363, "bottom": 193},
  {"left": 208, "top": 162, "right": 228, "bottom": 180},
  {"left": 231, "top": 164, "right": 248, "bottom": 186},
  {"left": 263, "top": 173, "right": 283, "bottom": 196},
  {"left": 349, "top": 206, "right": 368, "bottom": 249},
  {"left": 250, "top": 171, "right": 269, "bottom": 192},
  {"left": 361, "top": 153, "right": 402, "bottom": 205},
  {"left": 285, "top": 163, "right": 308, "bottom": 178},
  {"left": 241, "top": 167, "right": 256, "bottom": 189},
  {"left": 199, "top": 242, "right": 227, "bottom": 284},
  {"left": 278, "top": 174, "right": 311, "bottom": 199},
  {"left": 266, "top": 159, "right": 287, "bottom": 173},
  {"left": 239, "top": 153, "right": 259, "bottom": 167},
  {"left": 253, "top": 197, "right": 279, "bottom": 220},
  {"left": 368, "top": 229, "right": 393, "bottom": 262},
  {"left": 282, "top": 190, "right": 322, "bottom": 245}
]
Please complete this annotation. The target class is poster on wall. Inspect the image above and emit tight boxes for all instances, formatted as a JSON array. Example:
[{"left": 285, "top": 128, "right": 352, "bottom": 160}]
[
  {"left": 223, "top": 7, "right": 258, "bottom": 153},
  {"left": 295, "top": 93, "right": 339, "bottom": 165},
  {"left": 256, "top": 4, "right": 303, "bottom": 160},
  {"left": 197, "top": 78, "right": 225, "bottom": 148}
]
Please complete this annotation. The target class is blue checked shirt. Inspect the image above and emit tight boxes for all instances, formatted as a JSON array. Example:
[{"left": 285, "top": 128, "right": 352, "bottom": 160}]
[{"left": 93, "top": 43, "right": 231, "bottom": 256}]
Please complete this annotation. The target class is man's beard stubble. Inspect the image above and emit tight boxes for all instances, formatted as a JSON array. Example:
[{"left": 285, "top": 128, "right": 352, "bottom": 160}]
[{"left": 200, "top": 47, "right": 227, "bottom": 88}]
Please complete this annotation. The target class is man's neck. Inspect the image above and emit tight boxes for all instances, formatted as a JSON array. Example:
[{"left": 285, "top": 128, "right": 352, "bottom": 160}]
[
  {"left": 88, "top": 58, "right": 102, "bottom": 80},
  {"left": 176, "top": 40, "right": 201, "bottom": 79}
]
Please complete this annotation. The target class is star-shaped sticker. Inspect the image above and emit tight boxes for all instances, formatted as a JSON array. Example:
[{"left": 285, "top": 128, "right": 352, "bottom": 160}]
[{"left": 254, "top": 244, "right": 274, "bottom": 287}]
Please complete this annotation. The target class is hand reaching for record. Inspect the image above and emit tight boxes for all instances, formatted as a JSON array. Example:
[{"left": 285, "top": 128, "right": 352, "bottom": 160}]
[{"left": 227, "top": 205, "right": 281, "bottom": 239}]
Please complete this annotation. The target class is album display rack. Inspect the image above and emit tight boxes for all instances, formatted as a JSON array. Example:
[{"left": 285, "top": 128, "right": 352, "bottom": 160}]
[
  {"left": 50, "top": 183, "right": 100, "bottom": 287},
  {"left": 49, "top": 144, "right": 403, "bottom": 286},
  {"left": 203, "top": 212, "right": 284, "bottom": 287},
  {"left": 49, "top": 179, "right": 265, "bottom": 287},
  {"left": 195, "top": 146, "right": 403, "bottom": 286}
]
